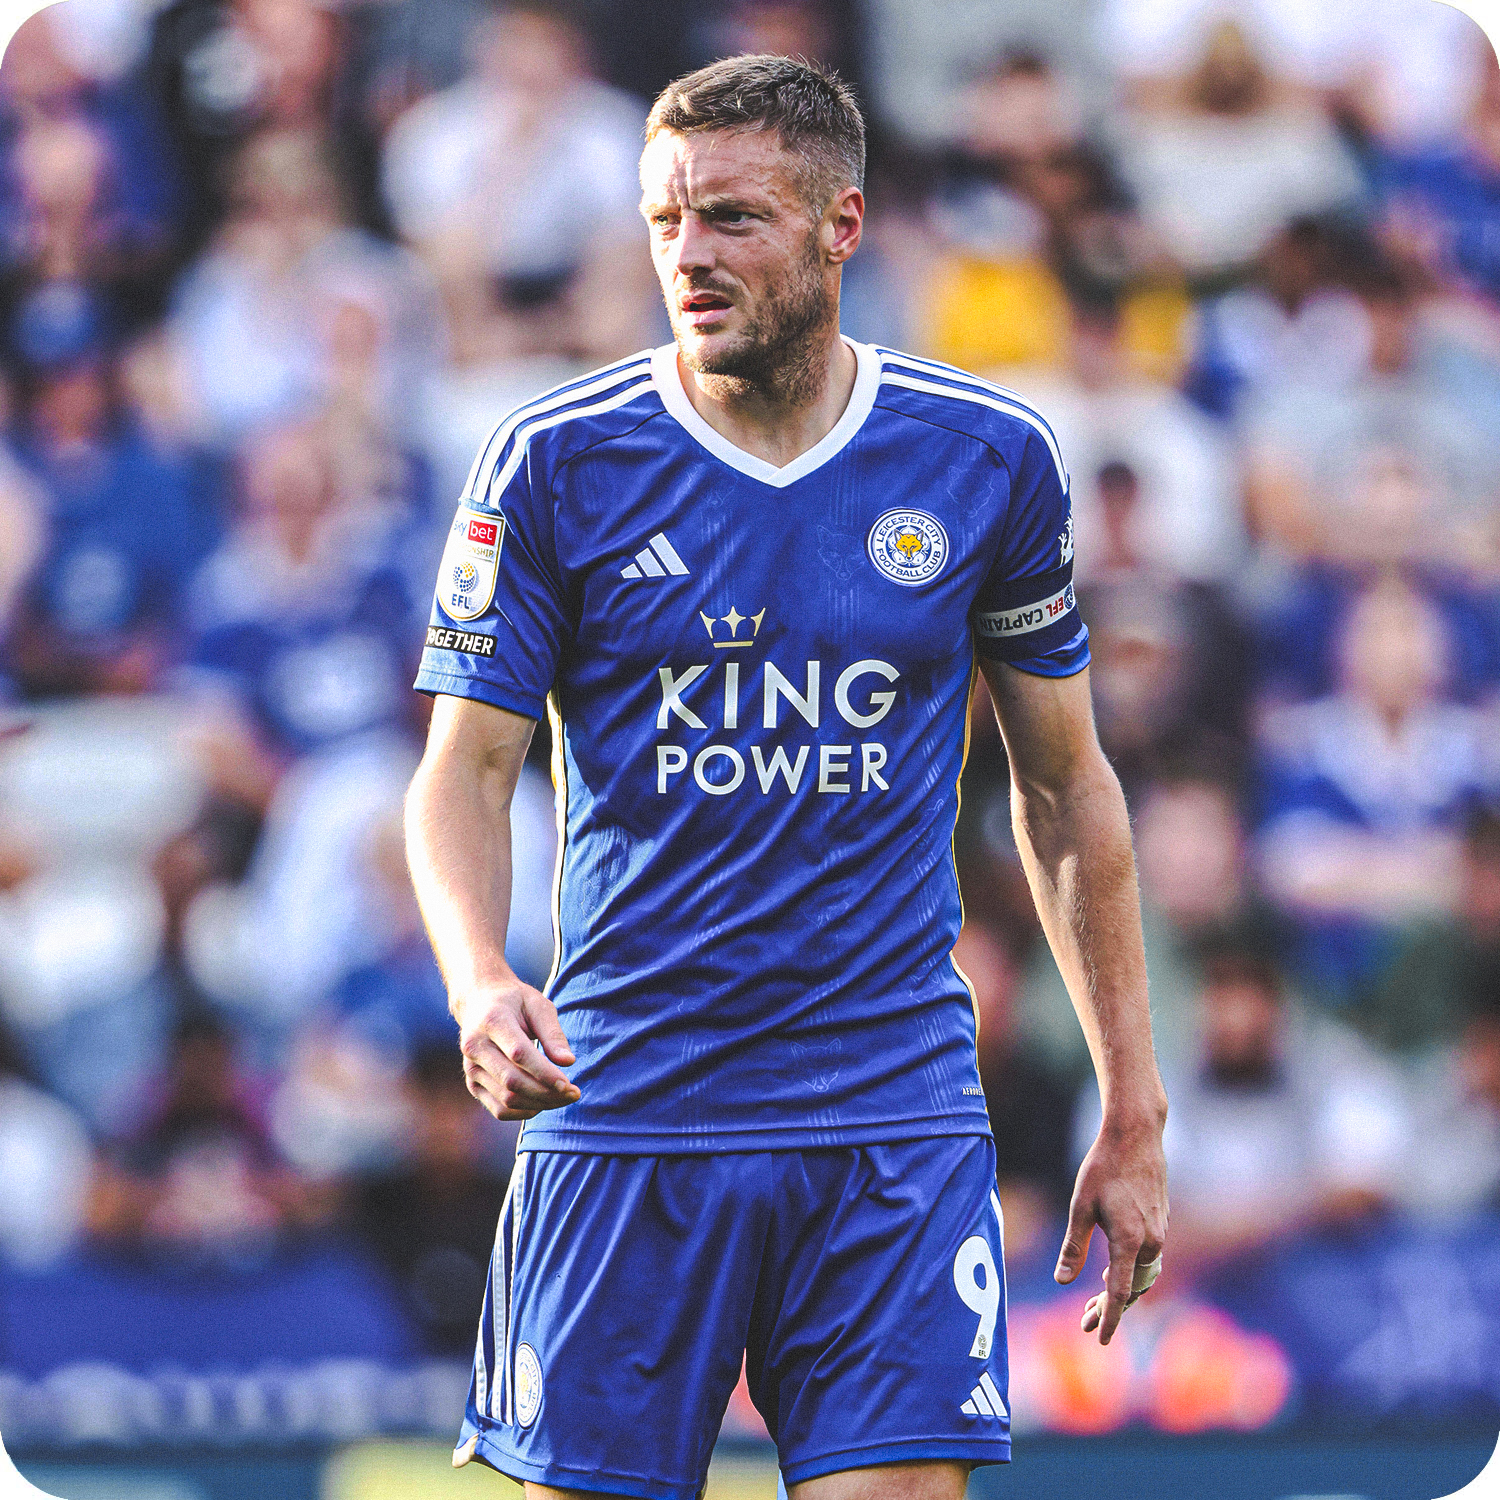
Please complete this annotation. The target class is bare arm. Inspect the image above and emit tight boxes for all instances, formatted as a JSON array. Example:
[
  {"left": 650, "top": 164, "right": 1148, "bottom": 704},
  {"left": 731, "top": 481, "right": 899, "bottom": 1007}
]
[
  {"left": 404, "top": 694, "right": 580, "bottom": 1120},
  {"left": 981, "top": 660, "right": 1168, "bottom": 1343}
]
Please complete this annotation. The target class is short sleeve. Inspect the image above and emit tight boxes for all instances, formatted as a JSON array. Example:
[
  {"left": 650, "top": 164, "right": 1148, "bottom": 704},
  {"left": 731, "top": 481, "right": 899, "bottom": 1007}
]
[
  {"left": 413, "top": 431, "right": 569, "bottom": 720},
  {"left": 970, "top": 425, "right": 1089, "bottom": 677}
]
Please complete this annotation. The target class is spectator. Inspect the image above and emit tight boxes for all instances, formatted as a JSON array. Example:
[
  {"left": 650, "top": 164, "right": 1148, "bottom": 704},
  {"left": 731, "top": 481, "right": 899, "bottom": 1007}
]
[
  {"left": 1102, "top": 947, "right": 1408, "bottom": 1284},
  {"left": 1401, "top": 993, "right": 1500, "bottom": 1218},
  {"left": 0, "top": 1019, "right": 93, "bottom": 1268},
  {"left": 169, "top": 127, "right": 440, "bottom": 446},
  {"left": 1082, "top": 577, "right": 1219, "bottom": 801},
  {"left": 90, "top": 1009, "right": 319, "bottom": 1263},
  {"left": 327, "top": 789, "right": 554, "bottom": 1071},
  {"left": 0, "top": 11, "right": 181, "bottom": 332},
  {"left": 1108, "top": 18, "right": 1363, "bottom": 277},
  {"left": 1017, "top": 773, "right": 1273, "bottom": 1079},
  {"left": 925, "top": 46, "right": 1088, "bottom": 284},
  {"left": 0, "top": 688, "right": 209, "bottom": 1135},
  {"left": 1379, "top": 41, "right": 1500, "bottom": 305},
  {"left": 921, "top": 53, "right": 1190, "bottom": 380},
  {"left": 417, "top": 281, "right": 587, "bottom": 522},
  {"left": 1364, "top": 807, "right": 1500, "bottom": 1056},
  {"left": 1099, "top": 0, "right": 1485, "bottom": 148},
  {"left": 1186, "top": 216, "right": 1372, "bottom": 420},
  {"left": 177, "top": 420, "right": 426, "bottom": 1024},
  {"left": 998, "top": 289, "right": 1245, "bottom": 583},
  {"left": 1241, "top": 554, "right": 1500, "bottom": 716},
  {"left": 1255, "top": 579, "right": 1500, "bottom": 999},
  {"left": 342, "top": 0, "right": 487, "bottom": 143},
  {"left": 145, "top": 0, "right": 349, "bottom": 247},
  {"left": 860, "top": 0, "right": 1102, "bottom": 147},
  {"left": 381, "top": 3, "right": 644, "bottom": 296},
  {"left": 1077, "top": 458, "right": 1249, "bottom": 793},
  {"left": 1241, "top": 256, "right": 1500, "bottom": 574},
  {"left": 5, "top": 286, "right": 215, "bottom": 697},
  {"left": 348, "top": 1041, "right": 512, "bottom": 1355},
  {"left": 688, "top": 1, "right": 864, "bottom": 89},
  {"left": 189, "top": 420, "right": 418, "bottom": 761},
  {"left": 1134, "top": 775, "right": 1280, "bottom": 1059}
]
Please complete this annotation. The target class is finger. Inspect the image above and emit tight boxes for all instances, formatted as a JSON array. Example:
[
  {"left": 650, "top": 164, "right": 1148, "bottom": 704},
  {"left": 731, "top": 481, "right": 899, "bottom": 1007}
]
[
  {"left": 1097, "top": 1233, "right": 1140, "bottom": 1345},
  {"left": 465, "top": 1075, "right": 539, "bottom": 1123},
  {"left": 493, "top": 1064, "right": 567, "bottom": 1110},
  {"left": 464, "top": 1046, "right": 564, "bottom": 1111},
  {"left": 1082, "top": 1275, "right": 1109, "bottom": 1332},
  {"left": 1055, "top": 1195, "right": 1096, "bottom": 1284},
  {"left": 461, "top": 1035, "right": 524, "bottom": 1093},
  {"left": 1081, "top": 1293, "right": 1104, "bottom": 1334},
  {"left": 522, "top": 990, "right": 576, "bottom": 1067},
  {"left": 1126, "top": 1248, "right": 1164, "bottom": 1308},
  {"left": 480, "top": 1009, "right": 579, "bottom": 1098}
]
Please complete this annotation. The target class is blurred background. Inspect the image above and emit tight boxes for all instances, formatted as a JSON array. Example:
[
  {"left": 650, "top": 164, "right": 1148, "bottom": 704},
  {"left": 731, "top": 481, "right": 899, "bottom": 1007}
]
[{"left": 0, "top": 0, "right": 1497, "bottom": 1495}]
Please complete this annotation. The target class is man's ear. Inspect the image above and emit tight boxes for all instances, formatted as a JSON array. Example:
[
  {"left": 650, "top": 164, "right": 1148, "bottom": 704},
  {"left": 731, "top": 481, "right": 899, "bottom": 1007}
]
[{"left": 824, "top": 187, "right": 864, "bottom": 265}]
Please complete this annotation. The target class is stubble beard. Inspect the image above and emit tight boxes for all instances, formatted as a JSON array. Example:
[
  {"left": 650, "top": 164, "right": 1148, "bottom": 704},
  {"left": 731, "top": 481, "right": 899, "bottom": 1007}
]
[{"left": 674, "top": 233, "right": 834, "bottom": 408}]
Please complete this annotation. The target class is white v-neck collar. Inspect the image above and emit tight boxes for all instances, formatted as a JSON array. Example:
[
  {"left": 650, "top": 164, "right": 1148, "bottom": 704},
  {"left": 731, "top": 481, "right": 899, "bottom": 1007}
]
[{"left": 650, "top": 337, "right": 880, "bottom": 488}]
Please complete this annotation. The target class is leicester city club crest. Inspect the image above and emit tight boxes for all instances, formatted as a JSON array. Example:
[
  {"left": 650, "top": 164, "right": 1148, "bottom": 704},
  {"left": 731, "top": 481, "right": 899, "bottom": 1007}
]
[
  {"left": 437, "top": 507, "right": 504, "bottom": 622},
  {"left": 513, "top": 1342, "right": 542, "bottom": 1427},
  {"left": 867, "top": 508, "right": 949, "bottom": 587}
]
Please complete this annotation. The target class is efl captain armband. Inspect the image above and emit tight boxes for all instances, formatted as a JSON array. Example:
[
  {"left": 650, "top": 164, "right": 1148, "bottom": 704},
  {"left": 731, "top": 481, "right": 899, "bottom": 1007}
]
[{"left": 971, "top": 561, "right": 1077, "bottom": 648}]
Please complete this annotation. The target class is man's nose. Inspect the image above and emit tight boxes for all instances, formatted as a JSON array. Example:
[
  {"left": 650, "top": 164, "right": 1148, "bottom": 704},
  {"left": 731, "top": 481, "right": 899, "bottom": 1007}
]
[{"left": 667, "top": 214, "right": 716, "bottom": 278}]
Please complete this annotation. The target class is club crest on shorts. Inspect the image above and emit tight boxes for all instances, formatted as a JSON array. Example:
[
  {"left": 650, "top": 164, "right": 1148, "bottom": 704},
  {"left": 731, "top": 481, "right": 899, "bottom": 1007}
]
[
  {"left": 867, "top": 509, "right": 949, "bottom": 587},
  {"left": 438, "top": 508, "right": 504, "bottom": 622},
  {"left": 514, "top": 1342, "right": 542, "bottom": 1427}
]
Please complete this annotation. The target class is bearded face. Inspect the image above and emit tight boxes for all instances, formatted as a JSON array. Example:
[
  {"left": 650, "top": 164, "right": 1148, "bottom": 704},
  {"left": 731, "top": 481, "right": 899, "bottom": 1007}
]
[
  {"left": 640, "top": 126, "right": 846, "bottom": 396},
  {"left": 672, "top": 223, "right": 831, "bottom": 386}
]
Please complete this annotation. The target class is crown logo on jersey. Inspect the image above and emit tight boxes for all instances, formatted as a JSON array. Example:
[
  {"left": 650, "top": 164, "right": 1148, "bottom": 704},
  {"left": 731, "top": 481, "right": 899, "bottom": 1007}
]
[{"left": 699, "top": 606, "right": 766, "bottom": 648}]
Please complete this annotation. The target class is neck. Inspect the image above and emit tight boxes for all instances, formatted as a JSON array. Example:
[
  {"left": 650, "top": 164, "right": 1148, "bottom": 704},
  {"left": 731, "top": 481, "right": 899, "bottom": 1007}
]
[{"left": 677, "top": 322, "right": 857, "bottom": 469}]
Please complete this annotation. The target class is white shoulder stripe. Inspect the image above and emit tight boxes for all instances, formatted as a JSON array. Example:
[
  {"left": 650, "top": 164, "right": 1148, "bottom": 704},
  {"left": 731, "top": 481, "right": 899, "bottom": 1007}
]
[
  {"left": 878, "top": 351, "right": 1058, "bottom": 439},
  {"left": 879, "top": 370, "right": 1069, "bottom": 489},
  {"left": 484, "top": 380, "right": 656, "bottom": 502},
  {"left": 463, "top": 354, "right": 654, "bottom": 501}
]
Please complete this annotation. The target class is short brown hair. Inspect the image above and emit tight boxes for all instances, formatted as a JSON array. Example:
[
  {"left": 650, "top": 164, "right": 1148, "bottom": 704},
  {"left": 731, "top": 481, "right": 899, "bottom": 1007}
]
[{"left": 646, "top": 53, "right": 865, "bottom": 211}]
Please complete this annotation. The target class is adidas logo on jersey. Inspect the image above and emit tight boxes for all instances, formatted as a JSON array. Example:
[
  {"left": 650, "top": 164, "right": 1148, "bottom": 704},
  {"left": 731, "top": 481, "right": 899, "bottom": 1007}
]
[
  {"left": 622, "top": 533, "right": 690, "bottom": 580},
  {"left": 960, "top": 1371, "right": 1008, "bottom": 1421}
]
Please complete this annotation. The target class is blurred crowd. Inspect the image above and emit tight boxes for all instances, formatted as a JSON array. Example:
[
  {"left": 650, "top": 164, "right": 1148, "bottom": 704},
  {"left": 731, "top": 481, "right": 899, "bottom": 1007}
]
[{"left": 0, "top": 0, "right": 1497, "bottom": 1362}]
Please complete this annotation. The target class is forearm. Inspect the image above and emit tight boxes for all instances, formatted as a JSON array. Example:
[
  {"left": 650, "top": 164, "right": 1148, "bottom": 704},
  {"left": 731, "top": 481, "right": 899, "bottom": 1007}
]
[
  {"left": 1011, "top": 751, "right": 1165, "bottom": 1130},
  {"left": 404, "top": 739, "right": 520, "bottom": 1001}
]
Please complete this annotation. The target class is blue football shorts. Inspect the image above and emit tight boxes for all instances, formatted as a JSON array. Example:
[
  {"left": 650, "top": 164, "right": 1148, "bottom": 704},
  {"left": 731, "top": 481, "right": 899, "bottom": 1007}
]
[{"left": 453, "top": 1135, "right": 1010, "bottom": 1498}]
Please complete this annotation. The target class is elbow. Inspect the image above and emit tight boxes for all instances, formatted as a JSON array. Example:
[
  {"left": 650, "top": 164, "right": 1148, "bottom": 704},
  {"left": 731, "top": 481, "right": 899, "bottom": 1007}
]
[
  {"left": 1010, "top": 741, "right": 1122, "bottom": 822},
  {"left": 404, "top": 748, "right": 439, "bottom": 821}
]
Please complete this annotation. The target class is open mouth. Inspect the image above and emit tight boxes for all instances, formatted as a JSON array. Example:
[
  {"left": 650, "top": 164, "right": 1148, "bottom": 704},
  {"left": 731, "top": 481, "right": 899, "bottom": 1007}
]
[{"left": 680, "top": 290, "right": 733, "bottom": 320}]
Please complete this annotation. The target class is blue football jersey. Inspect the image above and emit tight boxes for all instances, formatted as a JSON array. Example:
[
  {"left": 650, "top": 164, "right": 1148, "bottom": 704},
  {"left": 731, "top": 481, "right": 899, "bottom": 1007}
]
[{"left": 415, "top": 341, "right": 1087, "bottom": 1153}]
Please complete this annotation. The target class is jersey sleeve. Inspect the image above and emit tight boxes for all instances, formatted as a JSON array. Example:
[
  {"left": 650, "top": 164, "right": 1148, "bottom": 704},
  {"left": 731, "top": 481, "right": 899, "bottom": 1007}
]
[
  {"left": 413, "top": 427, "right": 569, "bottom": 720},
  {"left": 970, "top": 423, "right": 1089, "bottom": 677}
]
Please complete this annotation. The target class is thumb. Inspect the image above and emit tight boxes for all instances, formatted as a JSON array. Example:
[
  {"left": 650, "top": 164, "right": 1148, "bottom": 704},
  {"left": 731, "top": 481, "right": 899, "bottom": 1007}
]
[
  {"left": 1055, "top": 1198, "right": 1095, "bottom": 1284},
  {"left": 522, "top": 990, "right": 575, "bottom": 1066}
]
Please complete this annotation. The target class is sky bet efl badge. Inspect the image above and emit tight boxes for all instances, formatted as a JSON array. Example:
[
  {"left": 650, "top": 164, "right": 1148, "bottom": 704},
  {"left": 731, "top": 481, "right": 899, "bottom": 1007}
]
[
  {"left": 440, "top": 508, "right": 504, "bottom": 622},
  {"left": 867, "top": 508, "right": 949, "bottom": 587}
]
